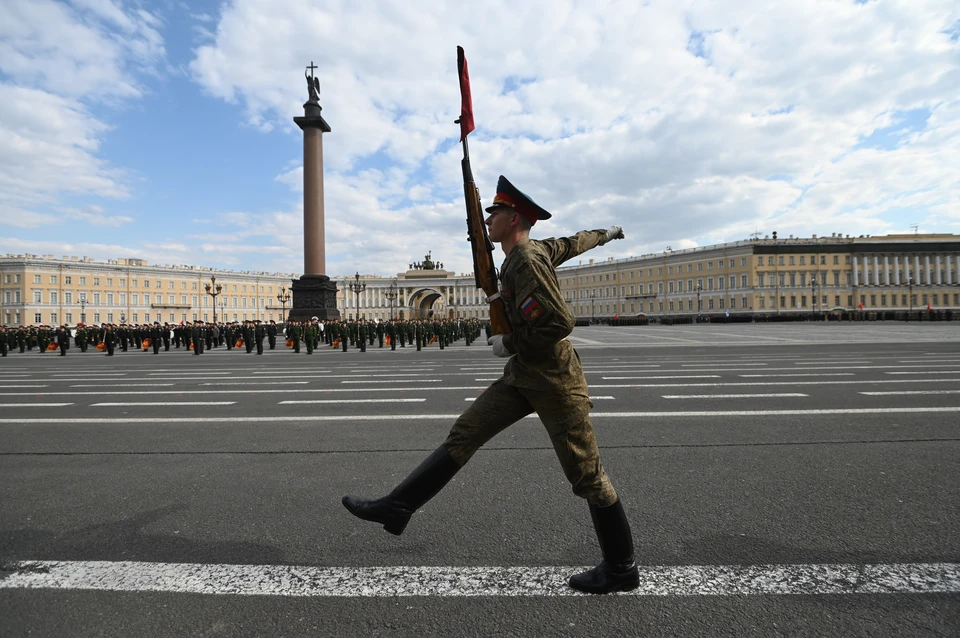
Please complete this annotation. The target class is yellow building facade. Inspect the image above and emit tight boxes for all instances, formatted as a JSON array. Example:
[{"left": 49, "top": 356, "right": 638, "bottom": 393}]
[
  {"left": 558, "top": 233, "right": 960, "bottom": 319},
  {"left": 3, "top": 233, "right": 958, "bottom": 326}
]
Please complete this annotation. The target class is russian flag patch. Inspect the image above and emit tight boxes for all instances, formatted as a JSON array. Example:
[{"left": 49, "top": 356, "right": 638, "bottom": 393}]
[{"left": 520, "top": 295, "right": 543, "bottom": 322}]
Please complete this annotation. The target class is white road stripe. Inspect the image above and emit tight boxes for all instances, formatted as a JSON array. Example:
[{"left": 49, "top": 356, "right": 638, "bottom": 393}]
[
  {"left": 680, "top": 363, "right": 768, "bottom": 367},
  {"left": 200, "top": 381, "right": 309, "bottom": 386},
  {"left": 662, "top": 393, "right": 809, "bottom": 399},
  {"left": 2, "top": 378, "right": 959, "bottom": 398},
  {"left": 4, "top": 407, "right": 960, "bottom": 424},
  {"left": 341, "top": 380, "right": 441, "bottom": 384},
  {"left": 603, "top": 375, "right": 722, "bottom": 380},
  {"left": 1, "top": 560, "right": 956, "bottom": 597},
  {"left": 738, "top": 374, "right": 854, "bottom": 378},
  {"left": 70, "top": 384, "right": 175, "bottom": 388},
  {"left": 0, "top": 385, "right": 48, "bottom": 388},
  {"left": 884, "top": 371, "right": 960, "bottom": 375},
  {"left": 0, "top": 403, "right": 73, "bottom": 407},
  {"left": 279, "top": 399, "right": 427, "bottom": 404},
  {"left": 860, "top": 390, "right": 960, "bottom": 396},
  {"left": 90, "top": 402, "right": 237, "bottom": 407},
  {"left": 464, "top": 396, "right": 616, "bottom": 402}
]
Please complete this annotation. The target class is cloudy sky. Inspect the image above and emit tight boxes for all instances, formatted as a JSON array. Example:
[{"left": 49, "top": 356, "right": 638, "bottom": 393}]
[{"left": 1, "top": 0, "right": 958, "bottom": 278}]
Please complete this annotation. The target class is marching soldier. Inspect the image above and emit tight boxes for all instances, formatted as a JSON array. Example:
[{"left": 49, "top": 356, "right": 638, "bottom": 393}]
[
  {"left": 150, "top": 322, "right": 162, "bottom": 354},
  {"left": 267, "top": 320, "right": 278, "bottom": 349},
  {"left": 55, "top": 326, "right": 69, "bottom": 356},
  {"left": 304, "top": 321, "right": 316, "bottom": 355},
  {"left": 289, "top": 322, "right": 302, "bottom": 353},
  {"left": 357, "top": 321, "right": 367, "bottom": 353},
  {"left": 191, "top": 320, "right": 204, "bottom": 355},
  {"left": 343, "top": 175, "right": 635, "bottom": 595},
  {"left": 255, "top": 320, "right": 266, "bottom": 355},
  {"left": 162, "top": 323, "right": 171, "bottom": 351},
  {"left": 102, "top": 324, "right": 116, "bottom": 356}
]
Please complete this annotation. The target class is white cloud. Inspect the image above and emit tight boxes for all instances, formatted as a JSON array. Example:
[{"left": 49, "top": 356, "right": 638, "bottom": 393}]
[
  {"left": 0, "top": 0, "right": 165, "bottom": 232},
  {"left": 185, "top": 0, "right": 960, "bottom": 277}
]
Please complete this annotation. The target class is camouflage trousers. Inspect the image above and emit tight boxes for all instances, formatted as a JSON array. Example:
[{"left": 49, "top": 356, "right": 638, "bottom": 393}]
[{"left": 443, "top": 378, "right": 618, "bottom": 507}]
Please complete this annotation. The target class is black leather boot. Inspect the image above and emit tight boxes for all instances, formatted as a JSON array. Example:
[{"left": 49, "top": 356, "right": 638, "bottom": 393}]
[
  {"left": 569, "top": 499, "right": 640, "bottom": 594},
  {"left": 342, "top": 445, "right": 461, "bottom": 535}
]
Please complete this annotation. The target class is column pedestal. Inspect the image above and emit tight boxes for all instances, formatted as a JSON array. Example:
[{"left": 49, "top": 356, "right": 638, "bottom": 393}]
[{"left": 288, "top": 274, "right": 340, "bottom": 322}]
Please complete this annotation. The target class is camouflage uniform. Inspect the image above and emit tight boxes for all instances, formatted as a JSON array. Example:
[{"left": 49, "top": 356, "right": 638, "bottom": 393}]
[{"left": 443, "top": 230, "right": 617, "bottom": 506}]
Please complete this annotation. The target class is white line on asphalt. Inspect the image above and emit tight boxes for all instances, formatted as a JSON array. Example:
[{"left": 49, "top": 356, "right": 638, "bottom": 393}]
[
  {"left": 859, "top": 390, "right": 960, "bottom": 396},
  {"left": 200, "top": 381, "right": 309, "bottom": 386},
  {"left": 89, "top": 402, "right": 237, "bottom": 407},
  {"left": 680, "top": 363, "right": 768, "bottom": 367},
  {"left": 898, "top": 359, "right": 960, "bottom": 363},
  {"left": 5, "top": 407, "right": 960, "bottom": 424},
  {"left": 2, "top": 560, "right": 956, "bottom": 597},
  {"left": 738, "top": 374, "right": 855, "bottom": 378},
  {"left": 340, "top": 380, "right": 441, "bottom": 384},
  {"left": 465, "top": 396, "right": 616, "bottom": 402},
  {"left": 0, "top": 385, "right": 47, "bottom": 388},
  {"left": 603, "top": 375, "right": 722, "bottom": 380},
  {"left": 662, "top": 394, "right": 809, "bottom": 399},
  {"left": 794, "top": 361, "right": 871, "bottom": 365},
  {"left": 884, "top": 371, "right": 960, "bottom": 375},
  {"left": 2, "top": 378, "right": 959, "bottom": 398},
  {"left": 0, "top": 403, "right": 73, "bottom": 407},
  {"left": 69, "top": 384, "right": 175, "bottom": 388},
  {"left": 279, "top": 399, "right": 426, "bottom": 404},
  {"left": 42, "top": 377, "right": 245, "bottom": 382}
]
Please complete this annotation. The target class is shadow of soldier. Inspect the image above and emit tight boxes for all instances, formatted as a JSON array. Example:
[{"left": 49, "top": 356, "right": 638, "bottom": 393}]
[{"left": 0, "top": 504, "right": 288, "bottom": 567}]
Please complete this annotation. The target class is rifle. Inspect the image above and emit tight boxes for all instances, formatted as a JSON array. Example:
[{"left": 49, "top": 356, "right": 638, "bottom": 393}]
[{"left": 456, "top": 46, "right": 511, "bottom": 336}]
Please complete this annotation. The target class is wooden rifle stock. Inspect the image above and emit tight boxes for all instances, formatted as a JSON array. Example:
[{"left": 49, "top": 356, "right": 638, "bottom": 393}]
[{"left": 462, "top": 150, "right": 511, "bottom": 335}]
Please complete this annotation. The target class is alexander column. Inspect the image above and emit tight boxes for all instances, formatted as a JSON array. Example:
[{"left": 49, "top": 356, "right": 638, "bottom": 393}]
[{"left": 289, "top": 62, "right": 340, "bottom": 322}]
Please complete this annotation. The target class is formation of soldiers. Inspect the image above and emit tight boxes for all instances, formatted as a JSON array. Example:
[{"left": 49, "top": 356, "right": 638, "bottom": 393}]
[{"left": 0, "top": 318, "right": 490, "bottom": 356}]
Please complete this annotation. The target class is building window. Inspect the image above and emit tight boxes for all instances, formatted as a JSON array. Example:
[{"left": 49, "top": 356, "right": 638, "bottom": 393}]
[
  {"left": 50, "top": 291, "right": 58, "bottom": 304},
  {"left": 107, "top": 293, "right": 114, "bottom": 305},
  {"left": 119, "top": 293, "right": 126, "bottom": 304},
  {"left": 708, "top": 299, "right": 714, "bottom": 310},
  {"left": 93, "top": 278, "right": 100, "bottom": 286},
  {"left": 707, "top": 262, "right": 713, "bottom": 270},
  {"left": 820, "top": 256, "right": 826, "bottom": 265},
  {"left": 881, "top": 294, "right": 887, "bottom": 306},
  {"left": 801, "top": 295, "right": 807, "bottom": 307},
  {"left": 800, "top": 256, "right": 806, "bottom": 265},
  {"left": 131, "top": 279, "right": 138, "bottom": 288},
  {"left": 33, "top": 275, "right": 42, "bottom": 284},
  {"left": 107, "top": 313, "right": 114, "bottom": 323},
  {"left": 94, "top": 312, "right": 101, "bottom": 323},
  {"left": 144, "top": 280, "right": 150, "bottom": 288},
  {"left": 169, "top": 281, "right": 175, "bottom": 289},
  {"left": 34, "top": 291, "right": 42, "bottom": 303},
  {"left": 34, "top": 312, "right": 42, "bottom": 323},
  {"left": 106, "top": 279, "right": 113, "bottom": 287},
  {"left": 50, "top": 275, "right": 58, "bottom": 284},
  {"left": 719, "top": 298, "right": 725, "bottom": 309}
]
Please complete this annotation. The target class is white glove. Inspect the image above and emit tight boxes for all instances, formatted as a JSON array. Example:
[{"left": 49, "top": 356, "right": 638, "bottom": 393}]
[
  {"left": 487, "top": 334, "right": 511, "bottom": 358},
  {"left": 604, "top": 225, "right": 624, "bottom": 242}
]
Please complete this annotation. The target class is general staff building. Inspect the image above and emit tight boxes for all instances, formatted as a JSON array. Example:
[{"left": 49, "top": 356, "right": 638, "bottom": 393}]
[{"left": 1, "top": 233, "right": 958, "bottom": 326}]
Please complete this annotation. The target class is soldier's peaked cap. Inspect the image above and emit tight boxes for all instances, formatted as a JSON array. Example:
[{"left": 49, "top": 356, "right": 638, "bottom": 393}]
[{"left": 485, "top": 175, "right": 551, "bottom": 225}]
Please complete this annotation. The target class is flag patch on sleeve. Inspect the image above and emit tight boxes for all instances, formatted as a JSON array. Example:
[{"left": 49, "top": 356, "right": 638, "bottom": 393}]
[{"left": 520, "top": 295, "right": 543, "bottom": 321}]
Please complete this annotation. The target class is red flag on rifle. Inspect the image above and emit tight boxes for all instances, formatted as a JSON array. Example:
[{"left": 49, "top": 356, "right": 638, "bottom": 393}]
[{"left": 457, "top": 46, "right": 475, "bottom": 142}]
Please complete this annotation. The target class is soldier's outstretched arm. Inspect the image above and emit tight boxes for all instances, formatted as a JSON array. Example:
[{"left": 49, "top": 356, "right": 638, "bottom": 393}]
[{"left": 539, "top": 226, "right": 625, "bottom": 267}]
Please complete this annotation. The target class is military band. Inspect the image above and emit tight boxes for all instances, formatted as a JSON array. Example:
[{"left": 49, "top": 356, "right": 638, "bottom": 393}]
[{"left": 0, "top": 317, "right": 487, "bottom": 357}]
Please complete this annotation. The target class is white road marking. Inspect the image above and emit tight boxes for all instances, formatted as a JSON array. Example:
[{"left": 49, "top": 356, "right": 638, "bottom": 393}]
[
  {"left": 0, "top": 385, "right": 47, "bottom": 388},
  {"left": 680, "top": 363, "right": 768, "bottom": 367},
  {"left": 738, "top": 374, "right": 854, "bottom": 378},
  {"left": 464, "top": 396, "right": 616, "bottom": 402},
  {"left": 251, "top": 371, "right": 332, "bottom": 375},
  {"left": 89, "top": 402, "right": 237, "bottom": 407},
  {"left": 884, "top": 371, "right": 960, "bottom": 375},
  {"left": 2, "top": 560, "right": 956, "bottom": 597},
  {"left": 0, "top": 403, "right": 73, "bottom": 407},
  {"left": 279, "top": 399, "right": 426, "bottom": 404},
  {"left": 662, "top": 393, "right": 809, "bottom": 399},
  {"left": 603, "top": 375, "right": 722, "bottom": 380},
  {"left": 341, "top": 380, "right": 441, "bottom": 384},
  {"left": 859, "top": 390, "right": 960, "bottom": 396},
  {"left": 5, "top": 406, "right": 960, "bottom": 424},
  {"left": 794, "top": 361, "right": 871, "bottom": 365},
  {"left": 69, "top": 384, "right": 175, "bottom": 388},
  {"left": 2, "top": 378, "right": 959, "bottom": 398},
  {"left": 200, "top": 381, "right": 309, "bottom": 386}
]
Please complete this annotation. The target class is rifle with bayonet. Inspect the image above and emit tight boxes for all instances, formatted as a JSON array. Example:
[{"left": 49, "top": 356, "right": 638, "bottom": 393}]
[{"left": 456, "top": 46, "right": 511, "bottom": 336}]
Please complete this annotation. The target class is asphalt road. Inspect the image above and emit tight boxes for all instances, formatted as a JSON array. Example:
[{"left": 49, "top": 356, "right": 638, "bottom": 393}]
[{"left": 1, "top": 323, "right": 959, "bottom": 637}]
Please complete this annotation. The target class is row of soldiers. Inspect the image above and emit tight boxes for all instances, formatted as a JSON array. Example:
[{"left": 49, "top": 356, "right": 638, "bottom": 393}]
[{"left": 0, "top": 318, "right": 491, "bottom": 356}]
